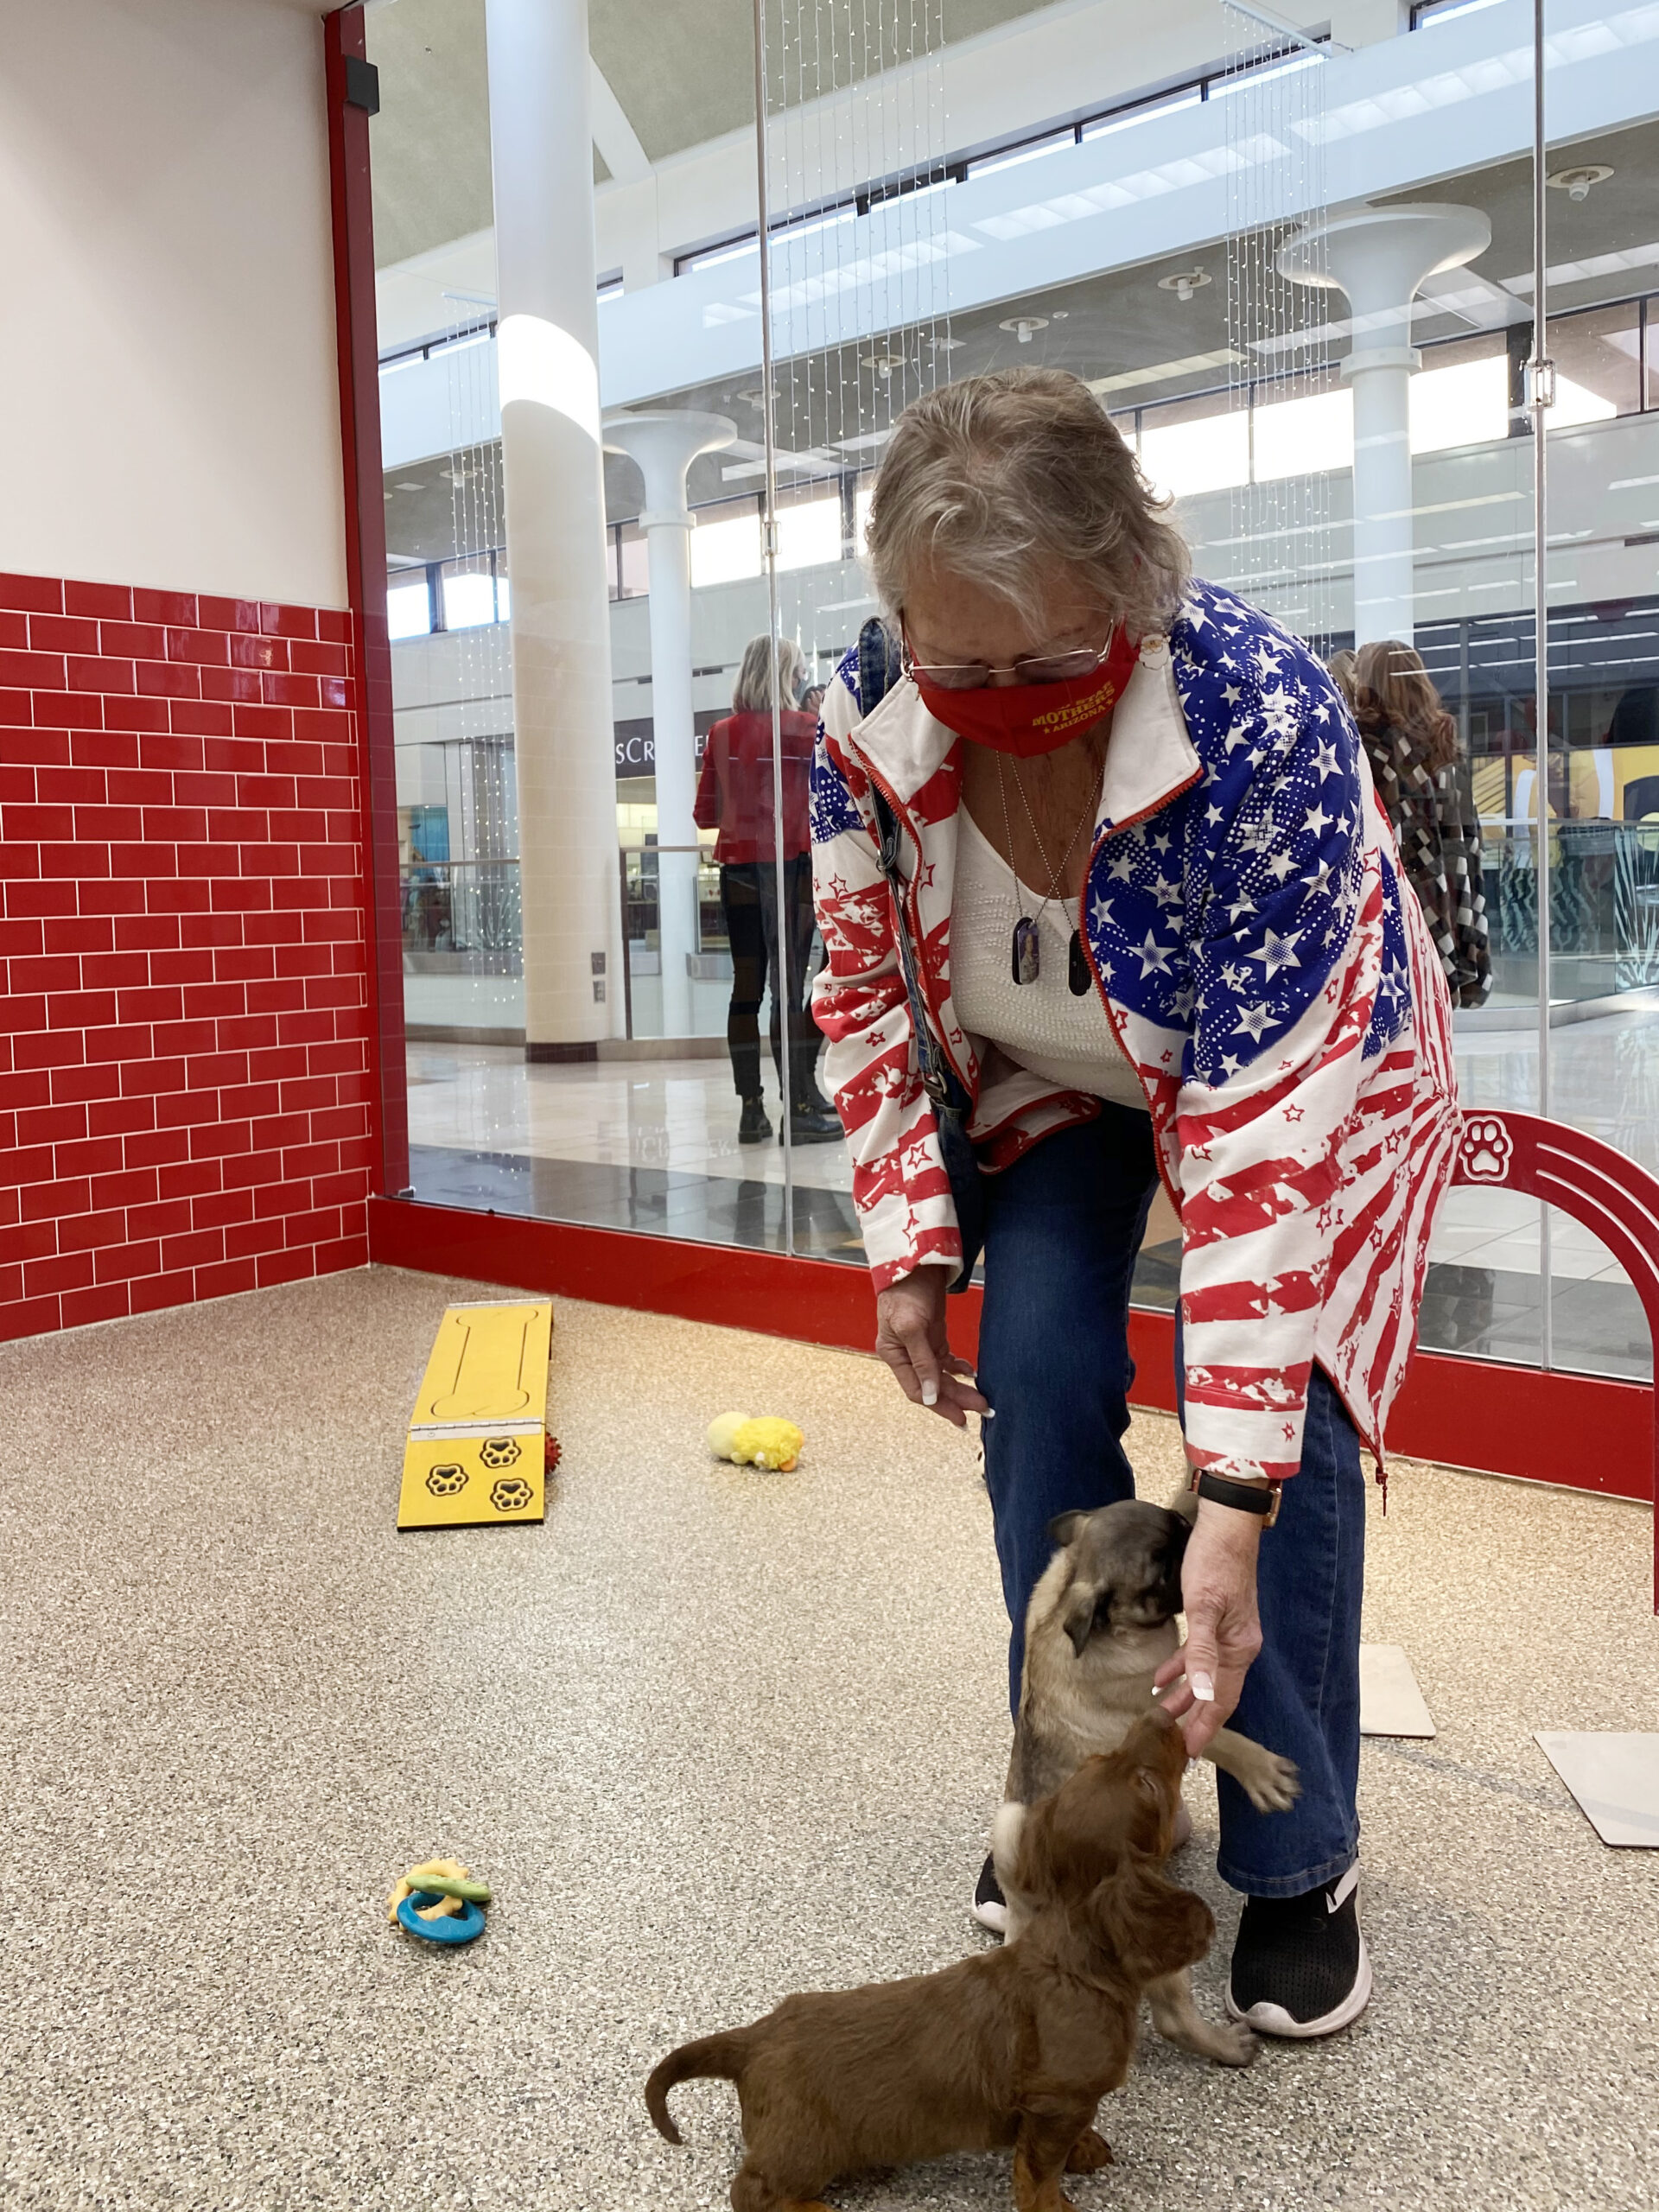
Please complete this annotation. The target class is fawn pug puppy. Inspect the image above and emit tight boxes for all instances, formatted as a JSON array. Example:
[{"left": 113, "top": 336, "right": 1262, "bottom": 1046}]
[
  {"left": 992, "top": 1499, "right": 1300, "bottom": 2068},
  {"left": 647, "top": 1713, "right": 1211, "bottom": 2212}
]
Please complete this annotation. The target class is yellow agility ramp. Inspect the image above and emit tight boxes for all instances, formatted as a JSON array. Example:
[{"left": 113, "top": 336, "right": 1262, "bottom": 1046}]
[{"left": 397, "top": 1300, "right": 553, "bottom": 1530}]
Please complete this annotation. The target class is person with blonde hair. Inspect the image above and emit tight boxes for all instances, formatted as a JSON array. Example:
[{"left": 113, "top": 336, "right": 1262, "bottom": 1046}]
[
  {"left": 810, "top": 367, "right": 1461, "bottom": 2036},
  {"left": 1351, "top": 639, "right": 1491, "bottom": 1009},
  {"left": 696, "top": 634, "right": 839, "bottom": 1144}
]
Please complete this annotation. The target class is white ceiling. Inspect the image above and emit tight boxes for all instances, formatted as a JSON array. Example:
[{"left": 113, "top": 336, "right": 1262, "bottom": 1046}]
[{"left": 363, "top": 0, "right": 1073, "bottom": 267}]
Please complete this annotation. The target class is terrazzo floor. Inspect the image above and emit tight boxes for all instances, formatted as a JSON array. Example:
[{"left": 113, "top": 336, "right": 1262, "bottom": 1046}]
[{"left": 3, "top": 1267, "right": 1656, "bottom": 2211}]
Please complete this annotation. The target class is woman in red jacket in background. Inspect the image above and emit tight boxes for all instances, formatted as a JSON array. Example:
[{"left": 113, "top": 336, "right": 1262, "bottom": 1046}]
[{"left": 696, "top": 635, "right": 841, "bottom": 1145}]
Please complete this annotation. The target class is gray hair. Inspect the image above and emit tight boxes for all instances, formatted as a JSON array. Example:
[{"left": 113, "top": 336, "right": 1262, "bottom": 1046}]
[
  {"left": 732, "top": 632, "right": 808, "bottom": 713},
  {"left": 862, "top": 367, "right": 1189, "bottom": 639}
]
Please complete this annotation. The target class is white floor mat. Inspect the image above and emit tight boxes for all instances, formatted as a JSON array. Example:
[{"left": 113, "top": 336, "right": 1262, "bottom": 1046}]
[
  {"left": 1359, "top": 1643, "right": 1437, "bottom": 1738},
  {"left": 1535, "top": 1732, "right": 1659, "bottom": 1847}
]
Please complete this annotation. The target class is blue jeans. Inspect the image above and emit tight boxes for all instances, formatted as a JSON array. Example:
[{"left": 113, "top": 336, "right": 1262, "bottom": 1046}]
[{"left": 973, "top": 1112, "right": 1364, "bottom": 1899}]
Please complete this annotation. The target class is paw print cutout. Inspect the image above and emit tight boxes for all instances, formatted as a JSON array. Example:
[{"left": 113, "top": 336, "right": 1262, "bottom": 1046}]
[
  {"left": 1459, "top": 1115, "right": 1514, "bottom": 1184},
  {"left": 490, "top": 1478, "right": 534, "bottom": 1514},
  {"left": 426, "top": 1464, "right": 468, "bottom": 1497},
  {"left": 479, "top": 1437, "right": 522, "bottom": 1470}
]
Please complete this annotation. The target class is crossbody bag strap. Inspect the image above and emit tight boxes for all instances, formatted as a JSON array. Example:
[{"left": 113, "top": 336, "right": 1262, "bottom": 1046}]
[{"left": 869, "top": 784, "right": 962, "bottom": 1113}]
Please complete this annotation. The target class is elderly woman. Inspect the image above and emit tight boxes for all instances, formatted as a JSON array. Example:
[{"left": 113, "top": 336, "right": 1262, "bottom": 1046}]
[{"left": 810, "top": 369, "right": 1459, "bottom": 2039}]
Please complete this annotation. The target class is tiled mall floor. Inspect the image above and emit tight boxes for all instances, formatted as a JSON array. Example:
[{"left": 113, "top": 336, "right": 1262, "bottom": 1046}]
[{"left": 405, "top": 1003, "right": 1659, "bottom": 1379}]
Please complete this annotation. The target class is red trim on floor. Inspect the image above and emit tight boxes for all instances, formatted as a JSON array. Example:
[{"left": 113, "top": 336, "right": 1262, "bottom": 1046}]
[
  {"left": 325, "top": 5, "right": 408, "bottom": 1200},
  {"left": 369, "top": 1194, "right": 889, "bottom": 1350},
  {"left": 1385, "top": 1349, "right": 1651, "bottom": 1503},
  {"left": 366, "top": 1198, "right": 1654, "bottom": 1505}
]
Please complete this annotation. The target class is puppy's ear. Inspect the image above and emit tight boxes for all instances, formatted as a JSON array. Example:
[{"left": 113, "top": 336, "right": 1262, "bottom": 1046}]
[
  {"left": 1046, "top": 1510, "right": 1090, "bottom": 1549},
  {"left": 1060, "top": 1580, "right": 1105, "bottom": 1656},
  {"left": 1090, "top": 1866, "right": 1214, "bottom": 1985}
]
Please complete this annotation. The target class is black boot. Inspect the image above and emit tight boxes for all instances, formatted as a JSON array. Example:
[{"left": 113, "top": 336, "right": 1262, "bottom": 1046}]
[
  {"left": 737, "top": 1096, "right": 772, "bottom": 1145},
  {"left": 779, "top": 1096, "right": 842, "bottom": 1144}
]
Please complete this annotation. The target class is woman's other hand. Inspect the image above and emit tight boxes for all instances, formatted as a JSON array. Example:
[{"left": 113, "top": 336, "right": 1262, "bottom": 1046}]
[
  {"left": 874, "top": 1267, "right": 989, "bottom": 1427},
  {"left": 1154, "top": 1498, "right": 1265, "bottom": 1754}
]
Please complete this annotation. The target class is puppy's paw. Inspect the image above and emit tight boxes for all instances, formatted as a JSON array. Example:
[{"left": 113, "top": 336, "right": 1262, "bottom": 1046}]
[
  {"left": 1207, "top": 2018, "right": 1261, "bottom": 2069},
  {"left": 1242, "top": 1751, "right": 1300, "bottom": 1814},
  {"left": 1065, "top": 2127, "right": 1114, "bottom": 2173}
]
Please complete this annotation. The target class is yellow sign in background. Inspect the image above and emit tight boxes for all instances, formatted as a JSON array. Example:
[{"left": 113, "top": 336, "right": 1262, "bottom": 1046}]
[{"left": 397, "top": 1301, "right": 554, "bottom": 1530}]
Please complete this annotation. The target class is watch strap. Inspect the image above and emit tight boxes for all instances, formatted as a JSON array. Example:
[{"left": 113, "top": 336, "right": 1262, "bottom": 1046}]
[{"left": 1192, "top": 1471, "right": 1281, "bottom": 1524}]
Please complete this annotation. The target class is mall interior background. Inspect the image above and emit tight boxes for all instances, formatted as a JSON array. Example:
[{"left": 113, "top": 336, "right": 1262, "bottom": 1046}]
[{"left": 366, "top": 0, "right": 1659, "bottom": 1386}]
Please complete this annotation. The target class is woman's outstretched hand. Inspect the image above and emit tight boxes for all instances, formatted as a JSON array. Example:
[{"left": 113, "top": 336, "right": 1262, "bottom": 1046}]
[
  {"left": 1154, "top": 1497, "right": 1265, "bottom": 1755},
  {"left": 874, "top": 1267, "right": 989, "bottom": 1428}
]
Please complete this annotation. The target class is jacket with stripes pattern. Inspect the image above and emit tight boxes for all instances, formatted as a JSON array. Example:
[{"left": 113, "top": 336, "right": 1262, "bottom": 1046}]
[{"left": 808, "top": 579, "right": 1461, "bottom": 1479}]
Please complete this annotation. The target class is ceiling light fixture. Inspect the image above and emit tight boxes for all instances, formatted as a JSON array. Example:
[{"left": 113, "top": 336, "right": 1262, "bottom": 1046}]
[
  {"left": 1547, "top": 165, "right": 1613, "bottom": 202},
  {"left": 1158, "top": 267, "right": 1211, "bottom": 303},
  {"left": 999, "top": 315, "right": 1050, "bottom": 343}
]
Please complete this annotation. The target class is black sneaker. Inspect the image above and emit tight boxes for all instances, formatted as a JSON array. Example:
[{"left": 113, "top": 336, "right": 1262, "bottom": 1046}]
[
  {"left": 738, "top": 1098, "right": 772, "bottom": 1145},
  {"left": 971, "top": 1853, "right": 1008, "bottom": 1936},
  {"left": 1226, "top": 1864, "right": 1370, "bottom": 2038}
]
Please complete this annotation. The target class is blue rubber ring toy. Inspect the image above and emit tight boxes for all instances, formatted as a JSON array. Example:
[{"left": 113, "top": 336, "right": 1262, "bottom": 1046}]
[{"left": 397, "top": 1889, "right": 486, "bottom": 1946}]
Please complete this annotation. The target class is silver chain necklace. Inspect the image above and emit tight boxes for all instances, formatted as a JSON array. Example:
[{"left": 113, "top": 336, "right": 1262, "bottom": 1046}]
[{"left": 995, "top": 754, "right": 1098, "bottom": 995}]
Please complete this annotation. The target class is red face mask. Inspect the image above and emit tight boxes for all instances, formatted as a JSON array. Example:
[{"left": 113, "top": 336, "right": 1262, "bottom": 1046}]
[{"left": 909, "top": 627, "right": 1140, "bottom": 758}]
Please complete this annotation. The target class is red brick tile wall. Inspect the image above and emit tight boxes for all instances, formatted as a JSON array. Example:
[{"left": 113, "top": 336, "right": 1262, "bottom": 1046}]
[{"left": 0, "top": 569, "right": 374, "bottom": 1342}]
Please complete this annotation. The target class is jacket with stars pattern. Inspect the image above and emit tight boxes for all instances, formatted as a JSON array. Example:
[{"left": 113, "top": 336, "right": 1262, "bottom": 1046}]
[{"left": 809, "top": 578, "right": 1460, "bottom": 1480}]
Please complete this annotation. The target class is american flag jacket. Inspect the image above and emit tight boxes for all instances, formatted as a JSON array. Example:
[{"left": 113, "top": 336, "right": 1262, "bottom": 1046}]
[{"left": 809, "top": 579, "right": 1460, "bottom": 1481}]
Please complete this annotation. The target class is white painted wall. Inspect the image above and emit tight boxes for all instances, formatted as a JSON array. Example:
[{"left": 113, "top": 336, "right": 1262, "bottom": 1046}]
[{"left": 0, "top": 0, "right": 348, "bottom": 607}]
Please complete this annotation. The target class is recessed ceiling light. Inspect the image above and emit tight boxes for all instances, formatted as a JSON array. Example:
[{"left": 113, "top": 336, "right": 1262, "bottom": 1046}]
[
  {"left": 1157, "top": 267, "right": 1211, "bottom": 303},
  {"left": 999, "top": 315, "right": 1049, "bottom": 343},
  {"left": 1547, "top": 164, "right": 1613, "bottom": 201},
  {"left": 396, "top": 480, "right": 424, "bottom": 490}
]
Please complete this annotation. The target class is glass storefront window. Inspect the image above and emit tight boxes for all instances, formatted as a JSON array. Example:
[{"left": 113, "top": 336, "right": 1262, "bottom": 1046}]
[{"left": 363, "top": 0, "right": 1658, "bottom": 1375}]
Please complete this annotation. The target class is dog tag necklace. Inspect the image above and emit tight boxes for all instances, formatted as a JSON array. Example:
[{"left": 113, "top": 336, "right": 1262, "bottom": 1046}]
[{"left": 995, "top": 755, "right": 1099, "bottom": 994}]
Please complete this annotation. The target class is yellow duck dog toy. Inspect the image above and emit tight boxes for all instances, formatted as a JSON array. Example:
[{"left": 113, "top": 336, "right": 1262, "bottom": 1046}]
[{"left": 706, "top": 1411, "right": 804, "bottom": 1472}]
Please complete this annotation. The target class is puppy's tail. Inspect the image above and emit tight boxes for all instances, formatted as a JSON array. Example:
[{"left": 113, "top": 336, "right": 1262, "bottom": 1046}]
[{"left": 645, "top": 2029, "right": 753, "bottom": 2145}]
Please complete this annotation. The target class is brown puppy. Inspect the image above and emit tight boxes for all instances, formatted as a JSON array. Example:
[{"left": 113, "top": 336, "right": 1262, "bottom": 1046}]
[
  {"left": 647, "top": 1711, "right": 1211, "bottom": 2212},
  {"left": 993, "top": 1499, "right": 1301, "bottom": 2069}
]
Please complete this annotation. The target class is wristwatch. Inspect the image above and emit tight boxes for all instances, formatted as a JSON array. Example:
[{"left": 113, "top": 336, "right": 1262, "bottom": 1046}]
[{"left": 1190, "top": 1469, "right": 1281, "bottom": 1527}]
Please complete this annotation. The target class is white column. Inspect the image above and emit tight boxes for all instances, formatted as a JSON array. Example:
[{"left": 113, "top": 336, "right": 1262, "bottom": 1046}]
[
  {"left": 602, "top": 410, "right": 736, "bottom": 1039},
  {"left": 1281, "top": 205, "right": 1491, "bottom": 646},
  {"left": 485, "top": 0, "right": 622, "bottom": 1058}
]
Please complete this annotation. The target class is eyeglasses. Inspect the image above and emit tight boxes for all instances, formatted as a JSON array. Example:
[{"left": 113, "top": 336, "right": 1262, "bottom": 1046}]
[{"left": 899, "top": 618, "right": 1116, "bottom": 693}]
